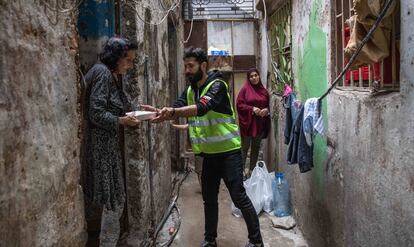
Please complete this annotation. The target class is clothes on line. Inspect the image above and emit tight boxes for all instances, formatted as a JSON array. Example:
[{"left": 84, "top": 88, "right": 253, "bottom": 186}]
[
  {"left": 283, "top": 91, "right": 302, "bottom": 145},
  {"left": 286, "top": 106, "right": 313, "bottom": 173},
  {"left": 283, "top": 86, "right": 324, "bottom": 173},
  {"left": 303, "top": 97, "right": 324, "bottom": 146}
]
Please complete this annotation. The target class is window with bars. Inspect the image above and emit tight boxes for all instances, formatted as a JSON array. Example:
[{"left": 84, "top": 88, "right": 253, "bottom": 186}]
[
  {"left": 334, "top": 0, "right": 400, "bottom": 91},
  {"left": 183, "top": 0, "right": 256, "bottom": 20},
  {"left": 184, "top": 19, "right": 257, "bottom": 124},
  {"left": 184, "top": 20, "right": 257, "bottom": 106},
  {"left": 269, "top": 1, "right": 292, "bottom": 92}
]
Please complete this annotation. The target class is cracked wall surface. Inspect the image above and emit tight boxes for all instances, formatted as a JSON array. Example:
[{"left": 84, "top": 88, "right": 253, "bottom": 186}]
[
  {"left": 120, "top": 1, "right": 186, "bottom": 244},
  {"left": 0, "top": 1, "right": 86, "bottom": 246},
  {"left": 264, "top": 0, "right": 414, "bottom": 246}
]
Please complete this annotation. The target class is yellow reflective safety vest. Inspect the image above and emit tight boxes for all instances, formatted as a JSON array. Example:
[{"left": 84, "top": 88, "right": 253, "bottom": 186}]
[{"left": 187, "top": 79, "right": 241, "bottom": 154}]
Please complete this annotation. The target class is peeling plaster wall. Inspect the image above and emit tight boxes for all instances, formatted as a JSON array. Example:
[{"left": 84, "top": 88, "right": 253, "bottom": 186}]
[
  {"left": 0, "top": 1, "right": 86, "bottom": 246},
  {"left": 258, "top": 13, "right": 269, "bottom": 90},
  {"left": 120, "top": 1, "right": 185, "bottom": 244},
  {"left": 327, "top": 0, "right": 414, "bottom": 246},
  {"left": 266, "top": 0, "right": 414, "bottom": 246},
  {"left": 287, "top": 0, "right": 334, "bottom": 246}
]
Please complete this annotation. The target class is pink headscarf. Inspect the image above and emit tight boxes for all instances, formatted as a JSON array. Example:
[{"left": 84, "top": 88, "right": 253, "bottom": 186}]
[{"left": 236, "top": 68, "right": 270, "bottom": 138}]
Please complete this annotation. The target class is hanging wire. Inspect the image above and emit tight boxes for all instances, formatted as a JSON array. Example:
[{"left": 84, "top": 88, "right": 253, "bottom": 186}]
[
  {"left": 158, "top": 0, "right": 170, "bottom": 11},
  {"left": 39, "top": 0, "right": 83, "bottom": 25},
  {"left": 42, "top": 0, "right": 59, "bottom": 25},
  {"left": 318, "top": 0, "right": 395, "bottom": 101},
  {"left": 170, "top": 13, "right": 194, "bottom": 44},
  {"left": 129, "top": 0, "right": 179, "bottom": 15},
  {"left": 124, "top": 0, "right": 181, "bottom": 26},
  {"left": 183, "top": 17, "right": 194, "bottom": 44},
  {"left": 128, "top": 0, "right": 193, "bottom": 44},
  {"left": 39, "top": 0, "right": 83, "bottom": 13}
]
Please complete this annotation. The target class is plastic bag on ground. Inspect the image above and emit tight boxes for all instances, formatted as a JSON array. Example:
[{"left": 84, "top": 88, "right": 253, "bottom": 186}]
[{"left": 232, "top": 161, "right": 273, "bottom": 216}]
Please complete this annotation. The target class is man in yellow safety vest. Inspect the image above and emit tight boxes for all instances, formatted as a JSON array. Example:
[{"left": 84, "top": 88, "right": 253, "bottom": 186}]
[{"left": 151, "top": 47, "right": 263, "bottom": 247}]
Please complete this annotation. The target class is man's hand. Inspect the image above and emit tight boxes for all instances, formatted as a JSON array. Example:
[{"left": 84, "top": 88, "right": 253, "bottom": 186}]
[
  {"left": 119, "top": 116, "right": 141, "bottom": 127},
  {"left": 258, "top": 108, "right": 269, "bottom": 117},
  {"left": 170, "top": 120, "right": 189, "bottom": 130},
  {"left": 141, "top": 104, "right": 159, "bottom": 113},
  {"left": 151, "top": 107, "right": 175, "bottom": 123}
]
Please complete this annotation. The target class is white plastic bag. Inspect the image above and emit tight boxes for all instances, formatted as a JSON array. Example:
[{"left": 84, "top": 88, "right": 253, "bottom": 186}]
[
  {"left": 232, "top": 161, "right": 273, "bottom": 216},
  {"left": 259, "top": 163, "right": 274, "bottom": 213}
]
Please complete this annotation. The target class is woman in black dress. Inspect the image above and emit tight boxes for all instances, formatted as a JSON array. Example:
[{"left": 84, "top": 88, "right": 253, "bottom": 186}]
[{"left": 82, "top": 37, "right": 140, "bottom": 246}]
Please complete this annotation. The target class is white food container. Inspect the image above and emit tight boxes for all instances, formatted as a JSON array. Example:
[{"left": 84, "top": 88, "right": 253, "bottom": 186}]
[{"left": 125, "top": 111, "right": 157, "bottom": 120}]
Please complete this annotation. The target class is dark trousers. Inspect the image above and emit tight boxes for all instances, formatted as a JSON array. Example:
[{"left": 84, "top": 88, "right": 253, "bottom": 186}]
[
  {"left": 201, "top": 150, "right": 262, "bottom": 244},
  {"left": 241, "top": 136, "right": 262, "bottom": 171}
]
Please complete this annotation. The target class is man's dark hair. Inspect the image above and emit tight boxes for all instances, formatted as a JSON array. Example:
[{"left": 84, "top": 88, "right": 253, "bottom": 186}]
[
  {"left": 99, "top": 37, "right": 138, "bottom": 71},
  {"left": 183, "top": 47, "right": 208, "bottom": 64}
]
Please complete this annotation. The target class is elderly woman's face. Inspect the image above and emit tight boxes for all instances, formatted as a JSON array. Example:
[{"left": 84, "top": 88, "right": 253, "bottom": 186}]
[
  {"left": 116, "top": 50, "right": 136, "bottom": 75},
  {"left": 249, "top": 71, "right": 260, "bottom": 85}
]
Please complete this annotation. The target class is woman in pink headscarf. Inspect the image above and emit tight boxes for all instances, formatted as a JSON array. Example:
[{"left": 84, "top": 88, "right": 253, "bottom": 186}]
[{"left": 236, "top": 68, "right": 271, "bottom": 177}]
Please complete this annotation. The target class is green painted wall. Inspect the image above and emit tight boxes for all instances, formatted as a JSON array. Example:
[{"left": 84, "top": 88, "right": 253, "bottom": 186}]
[{"left": 294, "top": 0, "right": 328, "bottom": 195}]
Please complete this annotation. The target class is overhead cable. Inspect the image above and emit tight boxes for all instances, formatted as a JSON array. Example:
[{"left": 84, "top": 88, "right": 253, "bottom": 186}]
[{"left": 126, "top": 0, "right": 181, "bottom": 26}]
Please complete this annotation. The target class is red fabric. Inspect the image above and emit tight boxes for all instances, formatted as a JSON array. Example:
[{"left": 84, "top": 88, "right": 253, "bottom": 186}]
[
  {"left": 236, "top": 68, "right": 270, "bottom": 138},
  {"left": 199, "top": 97, "right": 209, "bottom": 106}
]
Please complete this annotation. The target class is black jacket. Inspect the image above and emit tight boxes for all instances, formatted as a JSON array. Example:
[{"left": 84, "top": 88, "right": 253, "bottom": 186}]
[
  {"left": 286, "top": 107, "right": 313, "bottom": 173},
  {"left": 284, "top": 94, "right": 294, "bottom": 145},
  {"left": 173, "top": 70, "right": 233, "bottom": 117}
]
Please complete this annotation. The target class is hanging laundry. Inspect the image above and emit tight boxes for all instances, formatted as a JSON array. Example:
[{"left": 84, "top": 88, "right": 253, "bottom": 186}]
[
  {"left": 303, "top": 98, "right": 324, "bottom": 146},
  {"left": 286, "top": 107, "right": 313, "bottom": 173},
  {"left": 283, "top": 93, "right": 294, "bottom": 145},
  {"left": 283, "top": 92, "right": 302, "bottom": 145}
]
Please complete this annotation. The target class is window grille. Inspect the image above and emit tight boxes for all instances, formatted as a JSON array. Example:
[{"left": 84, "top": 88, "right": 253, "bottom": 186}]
[
  {"left": 269, "top": 1, "right": 293, "bottom": 91},
  {"left": 183, "top": 0, "right": 256, "bottom": 20},
  {"left": 334, "top": 0, "right": 400, "bottom": 90}
]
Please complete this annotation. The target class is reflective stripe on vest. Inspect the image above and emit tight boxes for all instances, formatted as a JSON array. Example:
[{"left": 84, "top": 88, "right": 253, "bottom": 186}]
[
  {"left": 190, "top": 130, "right": 240, "bottom": 144},
  {"left": 188, "top": 118, "right": 236, "bottom": 127},
  {"left": 187, "top": 79, "right": 241, "bottom": 154}
]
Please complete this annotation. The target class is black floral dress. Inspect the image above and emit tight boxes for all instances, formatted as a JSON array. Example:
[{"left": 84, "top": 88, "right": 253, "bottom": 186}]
[{"left": 82, "top": 63, "right": 130, "bottom": 210}]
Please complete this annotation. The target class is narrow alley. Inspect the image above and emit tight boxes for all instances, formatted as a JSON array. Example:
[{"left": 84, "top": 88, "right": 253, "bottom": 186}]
[
  {"left": 170, "top": 171, "right": 307, "bottom": 247},
  {"left": 1, "top": 0, "right": 413, "bottom": 247}
]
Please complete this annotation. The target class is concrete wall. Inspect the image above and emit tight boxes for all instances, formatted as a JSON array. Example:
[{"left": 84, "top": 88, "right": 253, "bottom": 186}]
[
  {"left": 287, "top": 0, "right": 333, "bottom": 246},
  {"left": 328, "top": 0, "right": 414, "bottom": 245},
  {"left": 0, "top": 1, "right": 86, "bottom": 246},
  {"left": 264, "top": 0, "right": 414, "bottom": 246},
  {"left": 257, "top": 12, "right": 269, "bottom": 91},
  {"left": 120, "top": 1, "right": 185, "bottom": 244}
]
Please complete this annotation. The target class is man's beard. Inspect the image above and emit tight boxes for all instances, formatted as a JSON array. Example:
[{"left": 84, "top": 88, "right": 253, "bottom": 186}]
[{"left": 186, "top": 68, "right": 203, "bottom": 87}]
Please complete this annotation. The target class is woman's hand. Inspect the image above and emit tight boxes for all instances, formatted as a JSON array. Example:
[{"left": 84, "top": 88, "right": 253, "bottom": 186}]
[
  {"left": 119, "top": 116, "right": 141, "bottom": 127},
  {"left": 253, "top": 107, "right": 261, "bottom": 115},
  {"left": 259, "top": 108, "right": 269, "bottom": 117}
]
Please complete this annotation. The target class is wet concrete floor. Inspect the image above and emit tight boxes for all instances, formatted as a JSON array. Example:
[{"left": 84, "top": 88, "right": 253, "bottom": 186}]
[{"left": 170, "top": 172, "right": 308, "bottom": 247}]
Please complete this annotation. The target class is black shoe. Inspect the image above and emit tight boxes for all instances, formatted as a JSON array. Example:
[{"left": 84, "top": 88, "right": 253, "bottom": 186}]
[
  {"left": 245, "top": 241, "right": 263, "bottom": 247},
  {"left": 200, "top": 240, "right": 217, "bottom": 247}
]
